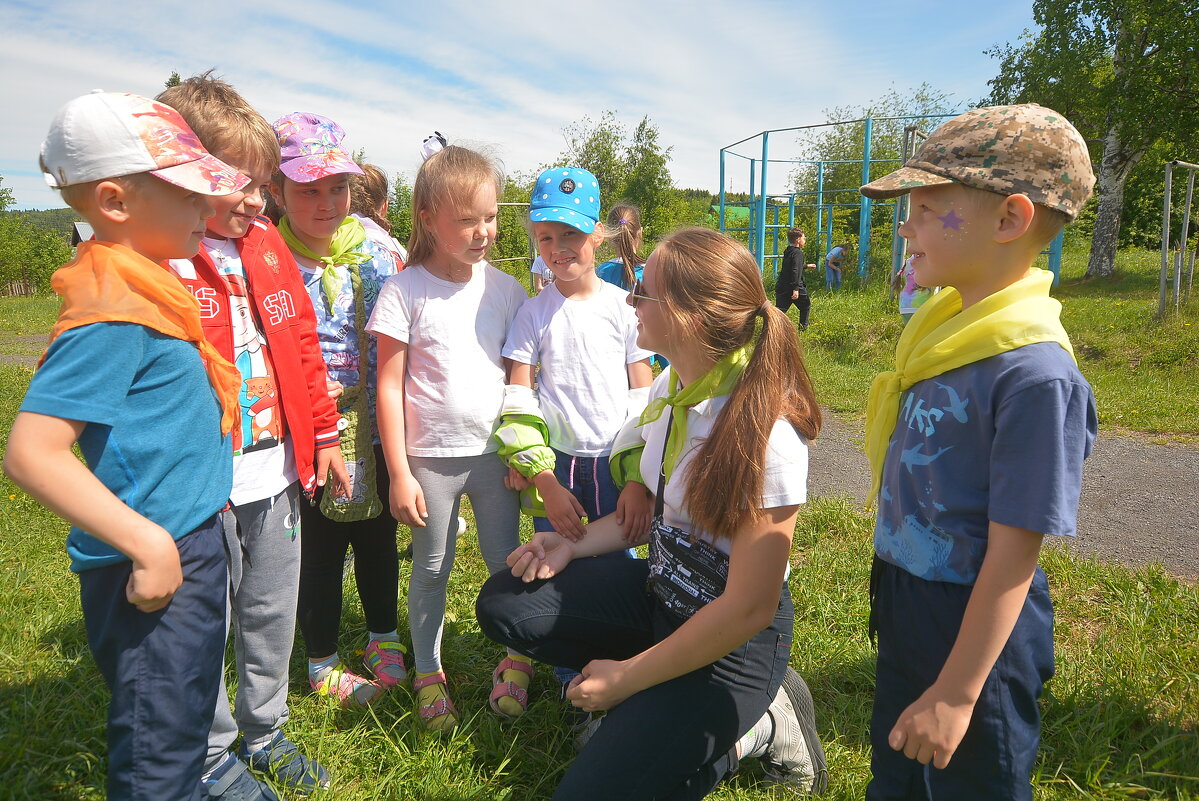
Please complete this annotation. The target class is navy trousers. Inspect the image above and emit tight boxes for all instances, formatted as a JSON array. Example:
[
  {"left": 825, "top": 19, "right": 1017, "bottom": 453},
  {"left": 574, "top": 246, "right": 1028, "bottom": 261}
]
[
  {"left": 867, "top": 557, "right": 1055, "bottom": 801},
  {"left": 79, "top": 515, "right": 227, "bottom": 801},
  {"left": 477, "top": 556, "right": 793, "bottom": 801}
]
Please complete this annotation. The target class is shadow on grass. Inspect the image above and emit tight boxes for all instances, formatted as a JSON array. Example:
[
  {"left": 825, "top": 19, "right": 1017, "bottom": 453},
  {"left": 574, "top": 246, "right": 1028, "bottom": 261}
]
[{"left": 0, "top": 618, "right": 107, "bottom": 800}]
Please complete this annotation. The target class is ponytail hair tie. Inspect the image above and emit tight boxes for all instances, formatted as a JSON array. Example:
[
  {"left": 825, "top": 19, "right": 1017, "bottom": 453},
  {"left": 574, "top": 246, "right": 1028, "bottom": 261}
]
[
  {"left": 420, "top": 131, "right": 447, "bottom": 161},
  {"left": 756, "top": 301, "right": 771, "bottom": 318}
]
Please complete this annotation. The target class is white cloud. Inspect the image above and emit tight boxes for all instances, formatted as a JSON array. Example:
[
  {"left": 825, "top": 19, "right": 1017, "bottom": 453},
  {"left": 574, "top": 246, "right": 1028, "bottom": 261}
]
[{"left": 0, "top": 0, "right": 1034, "bottom": 209}]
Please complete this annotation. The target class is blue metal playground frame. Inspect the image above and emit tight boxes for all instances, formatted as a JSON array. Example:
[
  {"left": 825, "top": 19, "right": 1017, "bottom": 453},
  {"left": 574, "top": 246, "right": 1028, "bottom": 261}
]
[{"left": 717, "top": 115, "right": 1066, "bottom": 284}]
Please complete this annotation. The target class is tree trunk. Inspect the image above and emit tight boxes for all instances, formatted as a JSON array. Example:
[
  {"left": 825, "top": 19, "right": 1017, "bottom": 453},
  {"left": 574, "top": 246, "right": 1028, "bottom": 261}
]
[{"left": 1085, "top": 125, "right": 1147, "bottom": 279}]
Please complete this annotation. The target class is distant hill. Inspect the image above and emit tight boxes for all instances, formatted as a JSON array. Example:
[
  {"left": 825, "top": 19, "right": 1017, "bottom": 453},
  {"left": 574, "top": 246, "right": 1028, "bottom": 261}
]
[{"left": 3, "top": 208, "right": 79, "bottom": 242}]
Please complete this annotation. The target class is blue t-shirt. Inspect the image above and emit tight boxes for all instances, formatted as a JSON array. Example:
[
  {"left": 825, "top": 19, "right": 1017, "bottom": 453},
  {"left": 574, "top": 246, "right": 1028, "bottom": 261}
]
[
  {"left": 874, "top": 342, "right": 1097, "bottom": 584},
  {"left": 596, "top": 258, "right": 642, "bottom": 291},
  {"left": 20, "top": 322, "right": 233, "bottom": 572},
  {"left": 825, "top": 246, "right": 845, "bottom": 267}
]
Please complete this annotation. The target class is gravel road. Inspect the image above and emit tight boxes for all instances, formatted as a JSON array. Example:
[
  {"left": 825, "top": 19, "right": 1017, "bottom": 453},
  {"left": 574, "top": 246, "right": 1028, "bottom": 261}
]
[{"left": 807, "top": 411, "right": 1198, "bottom": 580}]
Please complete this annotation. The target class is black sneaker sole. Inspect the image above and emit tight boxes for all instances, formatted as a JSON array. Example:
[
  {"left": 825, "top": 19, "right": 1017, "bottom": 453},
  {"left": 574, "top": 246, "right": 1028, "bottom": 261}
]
[{"left": 763, "top": 667, "right": 828, "bottom": 795}]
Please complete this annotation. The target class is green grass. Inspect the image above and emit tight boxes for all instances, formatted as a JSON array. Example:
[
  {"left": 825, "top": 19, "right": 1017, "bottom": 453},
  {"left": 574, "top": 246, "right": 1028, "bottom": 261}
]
[
  {"left": 788, "top": 247, "right": 1199, "bottom": 439},
  {"left": 1, "top": 250, "right": 1197, "bottom": 799}
]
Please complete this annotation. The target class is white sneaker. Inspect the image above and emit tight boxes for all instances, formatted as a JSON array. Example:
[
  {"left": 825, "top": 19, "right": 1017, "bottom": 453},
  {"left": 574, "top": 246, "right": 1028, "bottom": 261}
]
[
  {"left": 456, "top": 516, "right": 468, "bottom": 536},
  {"left": 761, "top": 667, "right": 827, "bottom": 794}
]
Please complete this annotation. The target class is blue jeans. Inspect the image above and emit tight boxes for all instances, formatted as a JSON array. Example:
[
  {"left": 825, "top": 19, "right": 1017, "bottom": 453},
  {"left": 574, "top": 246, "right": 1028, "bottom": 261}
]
[
  {"left": 867, "top": 557, "right": 1055, "bottom": 800},
  {"left": 825, "top": 265, "right": 842, "bottom": 290},
  {"left": 476, "top": 557, "right": 793, "bottom": 801},
  {"left": 533, "top": 449, "right": 633, "bottom": 683},
  {"left": 79, "top": 515, "right": 227, "bottom": 801}
]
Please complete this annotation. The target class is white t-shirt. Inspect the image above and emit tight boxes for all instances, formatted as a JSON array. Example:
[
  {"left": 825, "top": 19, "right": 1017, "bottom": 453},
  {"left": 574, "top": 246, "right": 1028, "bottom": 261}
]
[
  {"left": 638, "top": 370, "right": 808, "bottom": 554},
  {"left": 169, "top": 241, "right": 296, "bottom": 506},
  {"left": 366, "top": 262, "right": 527, "bottom": 457},
  {"left": 530, "top": 256, "right": 554, "bottom": 290},
  {"left": 503, "top": 282, "right": 652, "bottom": 457}
]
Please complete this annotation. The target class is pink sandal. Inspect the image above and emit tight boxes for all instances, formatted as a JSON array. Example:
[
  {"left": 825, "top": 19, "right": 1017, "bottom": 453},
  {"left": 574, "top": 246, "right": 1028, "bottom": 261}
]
[
  {"left": 489, "top": 656, "right": 533, "bottom": 717},
  {"left": 413, "top": 670, "right": 458, "bottom": 731}
]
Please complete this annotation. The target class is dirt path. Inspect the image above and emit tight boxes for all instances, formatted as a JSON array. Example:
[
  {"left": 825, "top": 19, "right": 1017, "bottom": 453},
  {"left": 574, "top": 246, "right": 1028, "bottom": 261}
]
[
  {"left": 3, "top": 331, "right": 1193, "bottom": 579},
  {"left": 808, "top": 411, "right": 1198, "bottom": 580}
]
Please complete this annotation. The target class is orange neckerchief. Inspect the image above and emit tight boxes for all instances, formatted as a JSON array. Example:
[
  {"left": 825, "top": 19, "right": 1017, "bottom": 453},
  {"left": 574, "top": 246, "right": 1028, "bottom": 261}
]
[{"left": 41, "top": 241, "right": 240, "bottom": 435}]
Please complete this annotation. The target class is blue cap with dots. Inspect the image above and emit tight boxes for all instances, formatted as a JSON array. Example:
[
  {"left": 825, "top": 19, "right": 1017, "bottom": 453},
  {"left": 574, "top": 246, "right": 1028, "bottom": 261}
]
[{"left": 529, "top": 167, "right": 601, "bottom": 234}]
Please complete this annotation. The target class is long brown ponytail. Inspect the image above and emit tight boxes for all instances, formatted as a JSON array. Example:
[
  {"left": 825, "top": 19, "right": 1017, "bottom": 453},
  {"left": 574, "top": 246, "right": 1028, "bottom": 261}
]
[{"left": 654, "top": 227, "right": 821, "bottom": 540}]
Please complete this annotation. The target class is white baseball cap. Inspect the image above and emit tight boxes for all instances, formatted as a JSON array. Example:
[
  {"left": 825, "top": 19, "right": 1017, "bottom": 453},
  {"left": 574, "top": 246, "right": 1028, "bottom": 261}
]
[{"left": 40, "top": 90, "right": 249, "bottom": 195}]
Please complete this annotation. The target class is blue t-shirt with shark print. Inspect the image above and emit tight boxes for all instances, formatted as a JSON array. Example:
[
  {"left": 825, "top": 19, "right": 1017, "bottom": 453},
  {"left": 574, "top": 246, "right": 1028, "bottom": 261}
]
[{"left": 874, "top": 342, "right": 1097, "bottom": 585}]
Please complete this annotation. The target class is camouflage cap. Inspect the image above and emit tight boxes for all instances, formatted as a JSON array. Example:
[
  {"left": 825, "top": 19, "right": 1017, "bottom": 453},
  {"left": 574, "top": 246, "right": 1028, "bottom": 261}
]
[{"left": 860, "top": 104, "right": 1095, "bottom": 220}]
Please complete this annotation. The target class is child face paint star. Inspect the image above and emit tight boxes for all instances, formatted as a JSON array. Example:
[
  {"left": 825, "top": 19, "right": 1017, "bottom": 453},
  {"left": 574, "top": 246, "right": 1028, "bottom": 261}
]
[{"left": 898, "top": 185, "right": 990, "bottom": 294}]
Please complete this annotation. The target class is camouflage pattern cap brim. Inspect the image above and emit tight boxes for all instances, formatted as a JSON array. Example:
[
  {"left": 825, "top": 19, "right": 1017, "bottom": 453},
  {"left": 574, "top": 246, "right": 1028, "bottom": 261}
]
[
  {"left": 858, "top": 104, "right": 1096, "bottom": 220},
  {"left": 860, "top": 167, "right": 955, "bottom": 199}
]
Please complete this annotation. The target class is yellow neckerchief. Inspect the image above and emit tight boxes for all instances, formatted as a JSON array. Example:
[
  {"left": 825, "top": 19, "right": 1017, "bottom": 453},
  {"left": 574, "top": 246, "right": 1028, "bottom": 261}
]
[
  {"left": 42, "top": 241, "right": 240, "bottom": 435},
  {"left": 864, "top": 268, "right": 1074, "bottom": 501},
  {"left": 638, "top": 345, "right": 751, "bottom": 482},
  {"left": 278, "top": 215, "right": 369, "bottom": 314}
]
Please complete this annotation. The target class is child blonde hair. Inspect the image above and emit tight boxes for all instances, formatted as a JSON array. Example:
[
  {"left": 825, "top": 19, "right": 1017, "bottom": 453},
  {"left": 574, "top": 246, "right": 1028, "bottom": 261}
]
[
  {"left": 407, "top": 146, "right": 504, "bottom": 266},
  {"left": 606, "top": 203, "right": 645, "bottom": 288},
  {"left": 157, "top": 70, "right": 280, "bottom": 175}
]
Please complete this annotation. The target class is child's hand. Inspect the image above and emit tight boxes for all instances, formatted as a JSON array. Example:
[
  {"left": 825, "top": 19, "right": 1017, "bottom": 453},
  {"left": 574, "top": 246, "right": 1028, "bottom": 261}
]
[
  {"left": 316, "top": 447, "right": 351, "bottom": 500},
  {"left": 326, "top": 379, "right": 344, "bottom": 400},
  {"left": 506, "top": 532, "right": 574, "bottom": 582},
  {"left": 504, "top": 467, "right": 532, "bottom": 492},
  {"left": 791, "top": 290, "right": 799, "bottom": 300},
  {"left": 535, "top": 475, "right": 587, "bottom": 541},
  {"left": 567, "top": 659, "right": 633, "bottom": 712},
  {"left": 390, "top": 472, "right": 428, "bottom": 527},
  {"left": 888, "top": 685, "right": 975, "bottom": 768},
  {"left": 126, "top": 526, "right": 183, "bottom": 613},
  {"left": 615, "top": 481, "right": 652, "bottom": 545}
]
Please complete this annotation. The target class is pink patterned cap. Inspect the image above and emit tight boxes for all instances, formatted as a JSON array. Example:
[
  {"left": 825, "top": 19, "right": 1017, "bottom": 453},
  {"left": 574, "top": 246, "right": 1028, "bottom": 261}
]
[
  {"left": 273, "top": 112, "right": 364, "bottom": 183},
  {"left": 40, "top": 91, "right": 249, "bottom": 195}
]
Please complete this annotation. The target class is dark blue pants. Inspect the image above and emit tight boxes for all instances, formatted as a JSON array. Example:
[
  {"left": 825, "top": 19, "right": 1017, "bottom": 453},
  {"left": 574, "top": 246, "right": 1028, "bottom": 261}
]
[
  {"left": 867, "top": 557, "right": 1055, "bottom": 801},
  {"left": 79, "top": 516, "right": 227, "bottom": 801},
  {"left": 476, "top": 556, "right": 793, "bottom": 801},
  {"left": 533, "top": 449, "right": 634, "bottom": 683}
]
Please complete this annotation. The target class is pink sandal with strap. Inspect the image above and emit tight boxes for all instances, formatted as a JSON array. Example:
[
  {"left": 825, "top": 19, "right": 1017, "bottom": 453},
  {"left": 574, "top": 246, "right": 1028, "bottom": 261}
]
[
  {"left": 413, "top": 670, "right": 458, "bottom": 731},
  {"left": 489, "top": 656, "right": 533, "bottom": 717}
]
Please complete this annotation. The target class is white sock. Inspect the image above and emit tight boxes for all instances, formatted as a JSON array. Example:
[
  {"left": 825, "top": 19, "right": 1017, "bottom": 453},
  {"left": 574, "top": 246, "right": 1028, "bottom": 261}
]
[
  {"left": 369, "top": 630, "right": 400, "bottom": 642},
  {"left": 737, "top": 710, "right": 774, "bottom": 760},
  {"left": 308, "top": 653, "right": 339, "bottom": 681}
]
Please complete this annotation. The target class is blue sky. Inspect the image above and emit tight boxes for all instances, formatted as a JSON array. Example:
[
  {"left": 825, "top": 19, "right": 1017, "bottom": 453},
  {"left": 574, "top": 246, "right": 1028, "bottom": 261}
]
[{"left": 0, "top": 0, "right": 1037, "bottom": 210}]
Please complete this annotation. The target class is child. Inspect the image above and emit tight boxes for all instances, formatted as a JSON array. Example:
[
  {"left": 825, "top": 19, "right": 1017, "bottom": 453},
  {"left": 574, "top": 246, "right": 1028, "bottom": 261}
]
[
  {"left": 4, "top": 91, "right": 247, "bottom": 801},
  {"left": 158, "top": 75, "right": 349, "bottom": 799},
  {"left": 595, "top": 203, "right": 645, "bottom": 291},
  {"left": 892, "top": 254, "right": 937, "bottom": 324},
  {"left": 367, "top": 144, "right": 528, "bottom": 731},
  {"left": 859, "top": 103, "right": 1098, "bottom": 799},
  {"left": 776, "top": 227, "right": 814, "bottom": 330},
  {"left": 530, "top": 255, "right": 554, "bottom": 292},
  {"left": 477, "top": 227, "right": 827, "bottom": 799},
  {"left": 267, "top": 113, "right": 403, "bottom": 708},
  {"left": 824, "top": 242, "right": 849, "bottom": 290},
  {"left": 351, "top": 162, "right": 409, "bottom": 265},
  {"left": 497, "top": 167, "right": 654, "bottom": 712}
]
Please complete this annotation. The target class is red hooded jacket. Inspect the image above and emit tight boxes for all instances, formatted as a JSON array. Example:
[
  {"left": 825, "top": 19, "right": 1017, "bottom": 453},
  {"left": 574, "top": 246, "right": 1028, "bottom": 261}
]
[{"left": 172, "top": 216, "right": 340, "bottom": 496}]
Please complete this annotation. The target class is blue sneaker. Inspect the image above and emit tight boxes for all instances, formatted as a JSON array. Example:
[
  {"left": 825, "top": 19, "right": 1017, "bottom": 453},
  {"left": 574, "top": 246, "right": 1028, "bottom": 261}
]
[
  {"left": 239, "top": 731, "right": 330, "bottom": 794},
  {"left": 201, "top": 753, "right": 279, "bottom": 801}
]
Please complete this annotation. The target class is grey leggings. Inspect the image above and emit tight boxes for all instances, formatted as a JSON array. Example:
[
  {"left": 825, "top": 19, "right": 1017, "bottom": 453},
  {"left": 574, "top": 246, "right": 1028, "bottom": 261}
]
[{"left": 408, "top": 453, "right": 520, "bottom": 674}]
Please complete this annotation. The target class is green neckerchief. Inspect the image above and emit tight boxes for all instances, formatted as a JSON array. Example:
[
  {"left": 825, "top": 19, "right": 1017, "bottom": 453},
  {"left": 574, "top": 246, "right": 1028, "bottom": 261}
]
[
  {"left": 638, "top": 345, "right": 751, "bottom": 482},
  {"left": 279, "top": 215, "right": 370, "bottom": 313}
]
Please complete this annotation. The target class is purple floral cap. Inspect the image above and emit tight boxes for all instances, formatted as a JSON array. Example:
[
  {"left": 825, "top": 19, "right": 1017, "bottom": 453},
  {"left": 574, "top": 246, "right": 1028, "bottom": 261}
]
[{"left": 272, "top": 112, "right": 364, "bottom": 183}]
